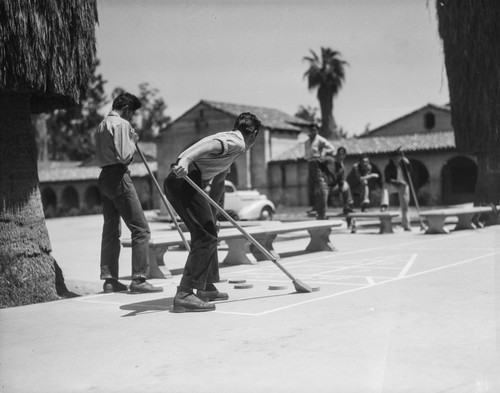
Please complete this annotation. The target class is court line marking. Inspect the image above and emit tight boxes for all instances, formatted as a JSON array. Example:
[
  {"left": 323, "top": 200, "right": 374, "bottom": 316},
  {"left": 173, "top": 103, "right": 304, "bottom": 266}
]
[
  {"left": 398, "top": 253, "right": 418, "bottom": 278},
  {"left": 219, "top": 251, "right": 499, "bottom": 317},
  {"left": 232, "top": 231, "right": 473, "bottom": 275}
]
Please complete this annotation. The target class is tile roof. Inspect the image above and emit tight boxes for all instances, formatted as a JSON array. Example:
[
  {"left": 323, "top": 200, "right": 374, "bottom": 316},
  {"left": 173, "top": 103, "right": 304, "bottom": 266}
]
[
  {"left": 38, "top": 160, "right": 156, "bottom": 183},
  {"left": 201, "top": 100, "right": 310, "bottom": 132},
  {"left": 274, "top": 131, "right": 456, "bottom": 161}
]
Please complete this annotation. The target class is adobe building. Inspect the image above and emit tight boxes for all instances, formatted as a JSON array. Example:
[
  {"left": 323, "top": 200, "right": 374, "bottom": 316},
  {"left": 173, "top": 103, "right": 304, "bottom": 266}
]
[
  {"left": 270, "top": 103, "right": 478, "bottom": 208},
  {"left": 38, "top": 143, "right": 157, "bottom": 217},
  {"left": 156, "top": 100, "right": 310, "bottom": 213}
]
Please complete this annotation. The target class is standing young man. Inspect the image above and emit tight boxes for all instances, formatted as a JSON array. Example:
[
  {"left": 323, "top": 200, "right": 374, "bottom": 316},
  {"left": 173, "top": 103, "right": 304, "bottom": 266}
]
[
  {"left": 95, "top": 93, "right": 163, "bottom": 293},
  {"left": 164, "top": 112, "right": 261, "bottom": 313},
  {"left": 385, "top": 151, "right": 412, "bottom": 231},
  {"left": 305, "top": 123, "right": 335, "bottom": 216}
]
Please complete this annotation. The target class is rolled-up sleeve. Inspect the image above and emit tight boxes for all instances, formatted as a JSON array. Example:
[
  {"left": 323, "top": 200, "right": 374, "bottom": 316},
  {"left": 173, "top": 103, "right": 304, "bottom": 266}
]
[{"left": 113, "top": 123, "right": 135, "bottom": 164}]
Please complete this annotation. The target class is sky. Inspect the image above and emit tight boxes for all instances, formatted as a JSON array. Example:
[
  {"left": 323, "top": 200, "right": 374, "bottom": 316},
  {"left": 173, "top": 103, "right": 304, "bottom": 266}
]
[{"left": 95, "top": 0, "right": 449, "bottom": 136}]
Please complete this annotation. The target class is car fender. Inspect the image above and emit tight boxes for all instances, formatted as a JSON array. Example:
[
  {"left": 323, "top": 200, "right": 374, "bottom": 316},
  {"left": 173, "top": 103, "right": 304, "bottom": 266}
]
[{"left": 237, "top": 199, "right": 275, "bottom": 220}]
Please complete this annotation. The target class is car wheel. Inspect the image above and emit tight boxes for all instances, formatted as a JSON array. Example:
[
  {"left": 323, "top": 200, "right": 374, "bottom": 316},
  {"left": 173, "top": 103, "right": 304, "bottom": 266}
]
[{"left": 259, "top": 207, "right": 273, "bottom": 221}]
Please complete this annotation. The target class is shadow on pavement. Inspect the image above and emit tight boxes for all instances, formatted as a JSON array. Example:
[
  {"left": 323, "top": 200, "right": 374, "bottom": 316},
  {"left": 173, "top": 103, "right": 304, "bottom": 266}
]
[{"left": 120, "top": 297, "right": 174, "bottom": 317}]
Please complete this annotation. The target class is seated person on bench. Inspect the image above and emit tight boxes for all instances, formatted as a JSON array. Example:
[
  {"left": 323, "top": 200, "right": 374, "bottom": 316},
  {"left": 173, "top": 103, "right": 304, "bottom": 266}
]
[
  {"left": 348, "top": 155, "right": 388, "bottom": 212},
  {"left": 310, "top": 146, "right": 354, "bottom": 219}
]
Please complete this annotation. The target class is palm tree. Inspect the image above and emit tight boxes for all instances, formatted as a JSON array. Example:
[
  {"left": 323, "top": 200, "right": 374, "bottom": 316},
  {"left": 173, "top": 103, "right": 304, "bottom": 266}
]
[
  {"left": 0, "top": 0, "right": 98, "bottom": 307},
  {"left": 436, "top": 0, "right": 500, "bottom": 205},
  {"left": 303, "top": 47, "right": 348, "bottom": 140}
]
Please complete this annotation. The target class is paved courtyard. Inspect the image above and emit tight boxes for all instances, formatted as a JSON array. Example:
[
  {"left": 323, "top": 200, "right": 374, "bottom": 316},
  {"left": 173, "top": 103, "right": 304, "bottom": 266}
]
[{"left": 0, "top": 212, "right": 498, "bottom": 392}]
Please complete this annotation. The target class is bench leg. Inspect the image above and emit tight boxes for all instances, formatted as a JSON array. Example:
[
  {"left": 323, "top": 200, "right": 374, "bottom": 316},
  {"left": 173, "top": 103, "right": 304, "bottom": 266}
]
[
  {"left": 306, "top": 227, "right": 336, "bottom": 252},
  {"left": 484, "top": 210, "right": 500, "bottom": 226},
  {"left": 249, "top": 234, "right": 280, "bottom": 261},
  {"left": 424, "top": 216, "right": 449, "bottom": 234},
  {"left": 223, "top": 238, "right": 256, "bottom": 265},
  {"left": 147, "top": 246, "right": 172, "bottom": 279},
  {"left": 454, "top": 213, "right": 476, "bottom": 231},
  {"left": 379, "top": 216, "right": 394, "bottom": 234}
]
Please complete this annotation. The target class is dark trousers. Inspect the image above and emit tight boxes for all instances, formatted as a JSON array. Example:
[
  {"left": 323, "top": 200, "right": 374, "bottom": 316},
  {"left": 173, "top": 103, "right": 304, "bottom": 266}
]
[
  {"left": 163, "top": 169, "right": 219, "bottom": 290},
  {"left": 98, "top": 164, "right": 150, "bottom": 280},
  {"left": 309, "top": 160, "right": 353, "bottom": 219}
]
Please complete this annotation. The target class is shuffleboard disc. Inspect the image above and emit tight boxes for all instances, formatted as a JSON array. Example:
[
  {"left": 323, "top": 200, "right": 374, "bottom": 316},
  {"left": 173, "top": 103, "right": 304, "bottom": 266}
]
[
  {"left": 268, "top": 285, "right": 288, "bottom": 290},
  {"left": 234, "top": 283, "right": 253, "bottom": 289}
]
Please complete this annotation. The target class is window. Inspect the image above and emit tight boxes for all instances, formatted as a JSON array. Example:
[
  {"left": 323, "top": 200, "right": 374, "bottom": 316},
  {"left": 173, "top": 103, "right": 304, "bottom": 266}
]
[{"left": 424, "top": 112, "right": 435, "bottom": 130}]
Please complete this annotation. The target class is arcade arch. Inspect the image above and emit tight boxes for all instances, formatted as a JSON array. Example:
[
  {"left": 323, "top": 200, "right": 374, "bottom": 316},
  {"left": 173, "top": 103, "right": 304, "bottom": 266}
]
[
  {"left": 41, "top": 187, "right": 57, "bottom": 215},
  {"left": 61, "top": 186, "right": 79, "bottom": 211},
  {"left": 441, "top": 156, "right": 477, "bottom": 205},
  {"left": 84, "top": 185, "right": 101, "bottom": 208}
]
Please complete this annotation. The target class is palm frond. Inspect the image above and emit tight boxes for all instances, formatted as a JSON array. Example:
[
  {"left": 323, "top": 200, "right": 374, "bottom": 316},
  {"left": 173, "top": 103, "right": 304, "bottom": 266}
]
[{"left": 0, "top": 0, "right": 98, "bottom": 112}]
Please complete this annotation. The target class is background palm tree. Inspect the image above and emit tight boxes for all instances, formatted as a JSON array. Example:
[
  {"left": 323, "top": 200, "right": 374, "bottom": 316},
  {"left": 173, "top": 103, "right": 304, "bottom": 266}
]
[
  {"left": 303, "top": 47, "right": 348, "bottom": 140},
  {"left": 436, "top": 0, "right": 500, "bottom": 204},
  {"left": 0, "top": 0, "right": 98, "bottom": 307}
]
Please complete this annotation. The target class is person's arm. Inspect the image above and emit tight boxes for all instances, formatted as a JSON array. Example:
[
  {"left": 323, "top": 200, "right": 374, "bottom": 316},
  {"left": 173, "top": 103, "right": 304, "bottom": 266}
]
[
  {"left": 113, "top": 123, "right": 138, "bottom": 164},
  {"left": 320, "top": 140, "right": 335, "bottom": 157},
  {"left": 172, "top": 139, "right": 223, "bottom": 178}
]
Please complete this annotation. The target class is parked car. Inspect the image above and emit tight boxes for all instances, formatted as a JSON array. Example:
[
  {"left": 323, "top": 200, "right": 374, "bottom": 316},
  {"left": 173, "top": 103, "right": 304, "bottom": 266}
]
[{"left": 221, "top": 180, "right": 275, "bottom": 221}]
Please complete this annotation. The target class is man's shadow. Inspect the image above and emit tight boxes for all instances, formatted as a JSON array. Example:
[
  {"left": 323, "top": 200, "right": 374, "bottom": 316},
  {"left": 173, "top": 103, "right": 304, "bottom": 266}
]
[{"left": 120, "top": 297, "right": 174, "bottom": 317}]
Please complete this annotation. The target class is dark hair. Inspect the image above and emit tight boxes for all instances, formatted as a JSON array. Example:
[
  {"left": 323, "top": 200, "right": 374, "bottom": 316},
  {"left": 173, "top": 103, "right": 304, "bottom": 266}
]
[
  {"left": 337, "top": 146, "right": 346, "bottom": 155},
  {"left": 233, "top": 112, "right": 262, "bottom": 134},
  {"left": 112, "top": 93, "right": 142, "bottom": 111}
]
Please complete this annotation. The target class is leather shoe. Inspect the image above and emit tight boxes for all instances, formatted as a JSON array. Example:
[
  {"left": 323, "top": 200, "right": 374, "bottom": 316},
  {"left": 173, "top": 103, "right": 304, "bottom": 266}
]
[
  {"left": 103, "top": 279, "right": 128, "bottom": 293},
  {"left": 129, "top": 280, "right": 163, "bottom": 293},
  {"left": 173, "top": 292, "right": 215, "bottom": 313},
  {"left": 361, "top": 203, "right": 369, "bottom": 212},
  {"left": 343, "top": 207, "right": 354, "bottom": 215},
  {"left": 380, "top": 205, "right": 388, "bottom": 212},
  {"left": 197, "top": 289, "right": 229, "bottom": 301}
]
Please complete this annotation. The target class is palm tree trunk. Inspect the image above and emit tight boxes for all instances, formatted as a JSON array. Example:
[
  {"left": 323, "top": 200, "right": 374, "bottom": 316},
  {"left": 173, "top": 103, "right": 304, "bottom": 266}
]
[
  {"left": 475, "top": 153, "right": 500, "bottom": 205},
  {"left": 436, "top": 0, "right": 500, "bottom": 205},
  {"left": 317, "top": 86, "right": 337, "bottom": 140},
  {"left": 0, "top": 93, "right": 67, "bottom": 308}
]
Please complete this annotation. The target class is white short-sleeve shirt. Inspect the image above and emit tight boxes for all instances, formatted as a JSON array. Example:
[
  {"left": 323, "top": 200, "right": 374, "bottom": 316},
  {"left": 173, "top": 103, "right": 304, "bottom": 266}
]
[{"left": 179, "top": 131, "right": 247, "bottom": 180}]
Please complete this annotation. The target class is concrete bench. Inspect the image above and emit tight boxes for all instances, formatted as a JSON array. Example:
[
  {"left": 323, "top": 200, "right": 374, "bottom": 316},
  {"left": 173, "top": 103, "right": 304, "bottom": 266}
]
[
  {"left": 420, "top": 205, "right": 499, "bottom": 234},
  {"left": 121, "top": 220, "right": 343, "bottom": 279},
  {"left": 346, "top": 211, "right": 400, "bottom": 234}
]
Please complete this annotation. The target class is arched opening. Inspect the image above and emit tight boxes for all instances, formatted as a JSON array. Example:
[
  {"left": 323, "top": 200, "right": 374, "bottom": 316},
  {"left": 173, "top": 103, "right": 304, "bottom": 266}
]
[
  {"left": 441, "top": 156, "right": 477, "bottom": 205},
  {"left": 61, "top": 186, "right": 79, "bottom": 212},
  {"left": 41, "top": 187, "right": 57, "bottom": 217},
  {"left": 384, "top": 159, "right": 430, "bottom": 207},
  {"left": 407, "top": 159, "right": 430, "bottom": 205},
  {"left": 84, "top": 185, "right": 101, "bottom": 209}
]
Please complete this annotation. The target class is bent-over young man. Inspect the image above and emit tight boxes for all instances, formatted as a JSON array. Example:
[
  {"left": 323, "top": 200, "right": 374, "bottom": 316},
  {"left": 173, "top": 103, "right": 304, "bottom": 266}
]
[{"left": 164, "top": 112, "right": 262, "bottom": 313}]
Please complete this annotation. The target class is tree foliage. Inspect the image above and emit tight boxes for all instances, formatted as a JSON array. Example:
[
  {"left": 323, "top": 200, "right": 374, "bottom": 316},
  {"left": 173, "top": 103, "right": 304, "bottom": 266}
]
[
  {"left": 112, "top": 83, "right": 171, "bottom": 141},
  {"left": 46, "top": 58, "right": 108, "bottom": 160},
  {"left": 303, "top": 47, "right": 348, "bottom": 140},
  {"left": 295, "top": 105, "right": 320, "bottom": 123}
]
